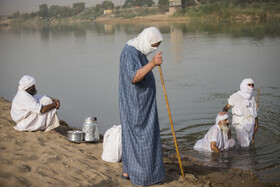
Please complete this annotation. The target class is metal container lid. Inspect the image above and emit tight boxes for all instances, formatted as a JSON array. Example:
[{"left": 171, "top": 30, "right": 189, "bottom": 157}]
[{"left": 84, "top": 117, "right": 97, "bottom": 124}]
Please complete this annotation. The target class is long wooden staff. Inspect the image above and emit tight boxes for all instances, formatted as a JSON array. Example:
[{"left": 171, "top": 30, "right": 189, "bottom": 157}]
[
  {"left": 158, "top": 65, "right": 185, "bottom": 181},
  {"left": 253, "top": 87, "right": 260, "bottom": 145},
  {"left": 256, "top": 87, "right": 260, "bottom": 110}
]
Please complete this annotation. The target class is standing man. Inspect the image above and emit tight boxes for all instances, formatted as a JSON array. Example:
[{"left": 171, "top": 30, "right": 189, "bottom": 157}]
[
  {"left": 194, "top": 112, "right": 236, "bottom": 153},
  {"left": 223, "top": 78, "right": 258, "bottom": 147},
  {"left": 119, "top": 27, "right": 165, "bottom": 186},
  {"left": 11, "top": 75, "right": 60, "bottom": 132}
]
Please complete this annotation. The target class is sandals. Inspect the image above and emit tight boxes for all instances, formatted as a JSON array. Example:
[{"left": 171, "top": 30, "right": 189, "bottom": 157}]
[{"left": 121, "top": 175, "right": 130, "bottom": 180}]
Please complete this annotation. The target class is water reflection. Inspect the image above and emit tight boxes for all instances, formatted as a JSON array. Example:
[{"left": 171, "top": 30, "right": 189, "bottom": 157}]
[
  {"left": 170, "top": 26, "right": 183, "bottom": 64},
  {"left": 2, "top": 20, "right": 280, "bottom": 40}
]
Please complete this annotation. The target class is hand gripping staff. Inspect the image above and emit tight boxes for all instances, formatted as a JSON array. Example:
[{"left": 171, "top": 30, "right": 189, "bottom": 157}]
[{"left": 158, "top": 65, "right": 186, "bottom": 182}]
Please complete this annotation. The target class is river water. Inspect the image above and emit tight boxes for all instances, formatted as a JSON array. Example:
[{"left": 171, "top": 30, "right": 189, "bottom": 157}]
[{"left": 0, "top": 21, "right": 279, "bottom": 183}]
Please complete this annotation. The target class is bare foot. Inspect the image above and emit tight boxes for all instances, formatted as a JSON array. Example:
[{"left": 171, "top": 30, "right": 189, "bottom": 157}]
[
  {"left": 47, "top": 130, "right": 57, "bottom": 134},
  {"left": 121, "top": 173, "right": 130, "bottom": 180}
]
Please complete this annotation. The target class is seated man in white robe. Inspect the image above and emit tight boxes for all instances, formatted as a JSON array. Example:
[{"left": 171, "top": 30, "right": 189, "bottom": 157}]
[
  {"left": 194, "top": 113, "right": 236, "bottom": 153},
  {"left": 11, "top": 75, "right": 60, "bottom": 132}
]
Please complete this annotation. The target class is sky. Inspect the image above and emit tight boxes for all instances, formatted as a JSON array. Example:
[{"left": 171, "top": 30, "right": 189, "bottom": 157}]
[{"left": 0, "top": 0, "right": 124, "bottom": 15}]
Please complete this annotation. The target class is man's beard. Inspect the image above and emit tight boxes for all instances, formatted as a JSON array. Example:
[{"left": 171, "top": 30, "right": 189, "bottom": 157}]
[{"left": 221, "top": 124, "right": 230, "bottom": 134}]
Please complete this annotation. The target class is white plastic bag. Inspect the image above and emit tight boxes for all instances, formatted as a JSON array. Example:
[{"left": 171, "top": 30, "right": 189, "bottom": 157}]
[{"left": 102, "top": 125, "right": 122, "bottom": 163}]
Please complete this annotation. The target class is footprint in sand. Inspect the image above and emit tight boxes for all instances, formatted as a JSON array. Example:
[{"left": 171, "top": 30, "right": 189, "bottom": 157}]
[
  {"left": 37, "top": 137, "right": 47, "bottom": 146},
  {"left": 16, "top": 164, "right": 32, "bottom": 173}
]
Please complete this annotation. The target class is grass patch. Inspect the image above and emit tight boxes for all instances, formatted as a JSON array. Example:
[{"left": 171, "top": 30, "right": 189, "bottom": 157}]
[{"left": 174, "top": 1, "right": 280, "bottom": 22}]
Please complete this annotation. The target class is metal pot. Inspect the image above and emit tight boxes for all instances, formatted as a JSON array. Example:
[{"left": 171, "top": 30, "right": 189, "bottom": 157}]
[
  {"left": 66, "top": 130, "right": 84, "bottom": 143},
  {"left": 83, "top": 117, "right": 100, "bottom": 142}
]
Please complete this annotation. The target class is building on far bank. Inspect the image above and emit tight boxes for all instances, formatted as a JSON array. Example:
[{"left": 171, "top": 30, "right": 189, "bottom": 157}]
[
  {"left": 104, "top": 9, "right": 112, "bottom": 14},
  {"left": 169, "top": 0, "right": 182, "bottom": 14}
]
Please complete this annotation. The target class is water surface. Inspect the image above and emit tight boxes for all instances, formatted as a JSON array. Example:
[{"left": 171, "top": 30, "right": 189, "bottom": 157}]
[{"left": 0, "top": 21, "right": 279, "bottom": 182}]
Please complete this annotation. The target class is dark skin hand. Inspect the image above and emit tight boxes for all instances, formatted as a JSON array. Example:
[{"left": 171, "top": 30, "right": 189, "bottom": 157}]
[
  {"left": 211, "top": 141, "right": 221, "bottom": 153},
  {"left": 25, "top": 85, "right": 60, "bottom": 114}
]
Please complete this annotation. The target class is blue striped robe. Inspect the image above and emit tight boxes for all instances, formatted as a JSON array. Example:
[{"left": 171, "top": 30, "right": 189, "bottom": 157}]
[{"left": 119, "top": 45, "right": 165, "bottom": 185}]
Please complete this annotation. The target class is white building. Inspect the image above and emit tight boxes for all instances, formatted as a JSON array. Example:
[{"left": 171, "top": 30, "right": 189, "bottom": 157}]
[{"left": 169, "top": 0, "right": 182, "bottom": 14}]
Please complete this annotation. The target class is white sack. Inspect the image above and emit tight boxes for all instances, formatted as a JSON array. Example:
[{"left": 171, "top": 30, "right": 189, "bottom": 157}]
[{"left": 102, "top": 125, "right": 122, "bottom": 163}]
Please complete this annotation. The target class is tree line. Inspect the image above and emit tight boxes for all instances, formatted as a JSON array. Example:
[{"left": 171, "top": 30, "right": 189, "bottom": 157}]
[
  {"left": 12, "top": 0, "right": 158, "bottom": 20},
  {"left": 11, "top": 0, "right": 280, "bottom": 21}
]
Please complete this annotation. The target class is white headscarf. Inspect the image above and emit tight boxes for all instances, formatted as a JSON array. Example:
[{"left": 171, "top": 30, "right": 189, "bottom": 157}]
[
  {"left": 18, "top": 75, "right": 35, "bottom": 91},
  {"left": 237, "top": 78, "right": 257, "bottom": 118},
  {"left": 215, "top": 113, "right": 229, "bottom": 125},
  {"left": 237, "top": 78, "right": 254, "bottom": 99},
  {"left": 127, "top": 27, "right": 163, "bottom": 55}
]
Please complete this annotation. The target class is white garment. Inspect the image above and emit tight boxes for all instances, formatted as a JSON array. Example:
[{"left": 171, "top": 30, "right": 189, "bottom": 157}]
[
  {"left": 18, "top": 75, "right": 36, "bottom": 91},
  {"left": 238, "top": 78, "right": 254, "bottom": 99},
  {"left": 11, "top": 91, "right": 59, "bottom": 132},
  {"left": 127, "top": 27, "right": 163, "bottom": 55},
  {"left": 194, "top": 124, "right": 235, "bottom": 152},
  {"left": 228, "top": 91, "right": 257, "bottom": 147}
]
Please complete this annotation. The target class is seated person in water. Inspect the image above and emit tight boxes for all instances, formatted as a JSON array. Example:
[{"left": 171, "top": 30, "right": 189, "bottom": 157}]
[
  {"left": 11, "top": 75, "right": 60, "bottom": 132},
  {"left": 194, "top": 112, "right": 235, "bottom": 153}
]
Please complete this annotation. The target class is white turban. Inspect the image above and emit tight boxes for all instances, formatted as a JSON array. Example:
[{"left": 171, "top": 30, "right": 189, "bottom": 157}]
[
  {"left": 18, "top": 75, "right": 35, "bottom": 91},
  {"left": 238, "top": 78, "right": 254, "bottom": 99},
  {"left": 127, "top": 27, "right": 163, "bottom": 55},
  {"left": 215, "top": 113, "right": 229, "bottom": 125}
]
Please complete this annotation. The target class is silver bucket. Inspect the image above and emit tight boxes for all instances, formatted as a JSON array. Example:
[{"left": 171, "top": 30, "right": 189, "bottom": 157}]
[{"left": 66, "top": 130, "right": 84, "bottom": 142}]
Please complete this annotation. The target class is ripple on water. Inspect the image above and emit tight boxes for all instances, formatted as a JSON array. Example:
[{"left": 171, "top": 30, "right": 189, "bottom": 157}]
[{"left": 161, "top": 87, "right": 280, "bottom": 183}]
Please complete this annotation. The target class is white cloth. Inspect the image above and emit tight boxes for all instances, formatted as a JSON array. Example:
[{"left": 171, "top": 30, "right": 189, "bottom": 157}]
[
  {"left": 228, "top": 83, "right": 257, "bottom": 147},
  {"left": 237, "top": 78, "right": 254, "bottom": 99},
  {"left": 194, "top": 124, "right": 235, "bottom": 152},
  {"left": 215, "top": 113, "right": 229, "bottom": 125},
  {"left": 11, "top": 91, "right": 59, "bottom": 132},
  {"left": 18, "top": 75, "right": 36, "bottom": 91},
  {"left": 102, "top": 125, "right": 122, "bottom": 163},
  {"left": 127, "top": 27, "right": 163, "bottom": 55}
]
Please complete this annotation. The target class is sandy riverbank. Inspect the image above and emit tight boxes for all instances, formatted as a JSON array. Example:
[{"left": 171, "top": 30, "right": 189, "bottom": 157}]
[
  {"left": 0, "top": 13, "right": 189, "bottom": 27},
  {"left": 0, "top": 97, "right": 276, "bottom": 187},
  {"left": 92, "top": 13, "right": 189, "bottom": 24}
]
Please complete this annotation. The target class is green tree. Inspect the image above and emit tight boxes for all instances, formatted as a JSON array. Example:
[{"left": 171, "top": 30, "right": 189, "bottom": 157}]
[
  {"left": 158, "top": 0, "right": 169, "bottom": 6},
  {"left": 73, "top": 2, "right": 85, "bottom": 15},
  {"left": 123, "top": 0, "right": 155, "bottom": 8},
  {"left": 158, "top": 0, "right": 169, "bottom": 12},
  {"left": 183, "top": 0, "right": 197, "bottom": 7},
  {"left": 102, "top": 1, "right": 115, "bottom": 9},
  {"left": 38, "top": 4, "right": 48, "bottom": 18},
  {"left": 48, "top": 5, "right": 61, "bottom": 18}
]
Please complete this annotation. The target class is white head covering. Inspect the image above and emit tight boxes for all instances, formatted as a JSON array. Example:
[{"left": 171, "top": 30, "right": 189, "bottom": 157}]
[
  {"left": 127, "top": 27, "right": 163, "bottom": 55},
  {"left": 215, "top": 113, "right": 229, "bottom": 125},
  {"left": 237, "top": 78, "right": 254, "bottom": 99},
  {"left": 18, "top": 75, "right": 35, "bottom": 91},
  {"left": 237, "top": 78, "right": 257, "bottom": 118}
]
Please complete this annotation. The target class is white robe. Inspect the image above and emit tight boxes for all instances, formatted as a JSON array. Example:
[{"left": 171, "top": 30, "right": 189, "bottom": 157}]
[
  {"left": 194, "top": 124, "right": 235, "bottom": 152},
  {"left": 11, "top": 91, "right": 59, "bottom": 132},
  {"left": 228, "top": 92, "right": 257, "bottom": 147}
]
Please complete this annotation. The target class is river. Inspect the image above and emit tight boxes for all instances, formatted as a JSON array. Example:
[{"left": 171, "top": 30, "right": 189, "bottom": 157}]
[{"left": 0, "top": 21, "right": 279, "bottom": 183}]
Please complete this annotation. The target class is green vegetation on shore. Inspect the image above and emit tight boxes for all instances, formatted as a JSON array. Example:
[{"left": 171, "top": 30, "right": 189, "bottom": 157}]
[
  {"left": 1, "top": 0, "right": 280, "bottom": 24},
  {"left": 175, "top": 0, "right": 280, "bottom": 22}
]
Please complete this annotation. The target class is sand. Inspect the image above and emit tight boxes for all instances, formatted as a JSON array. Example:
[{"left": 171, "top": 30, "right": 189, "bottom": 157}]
[
  {"left": 0, "top": 97, "right": 275, "bottom": 187},
  {"left": 92, "top": 13, "right": 189, "bottom": 24}
]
